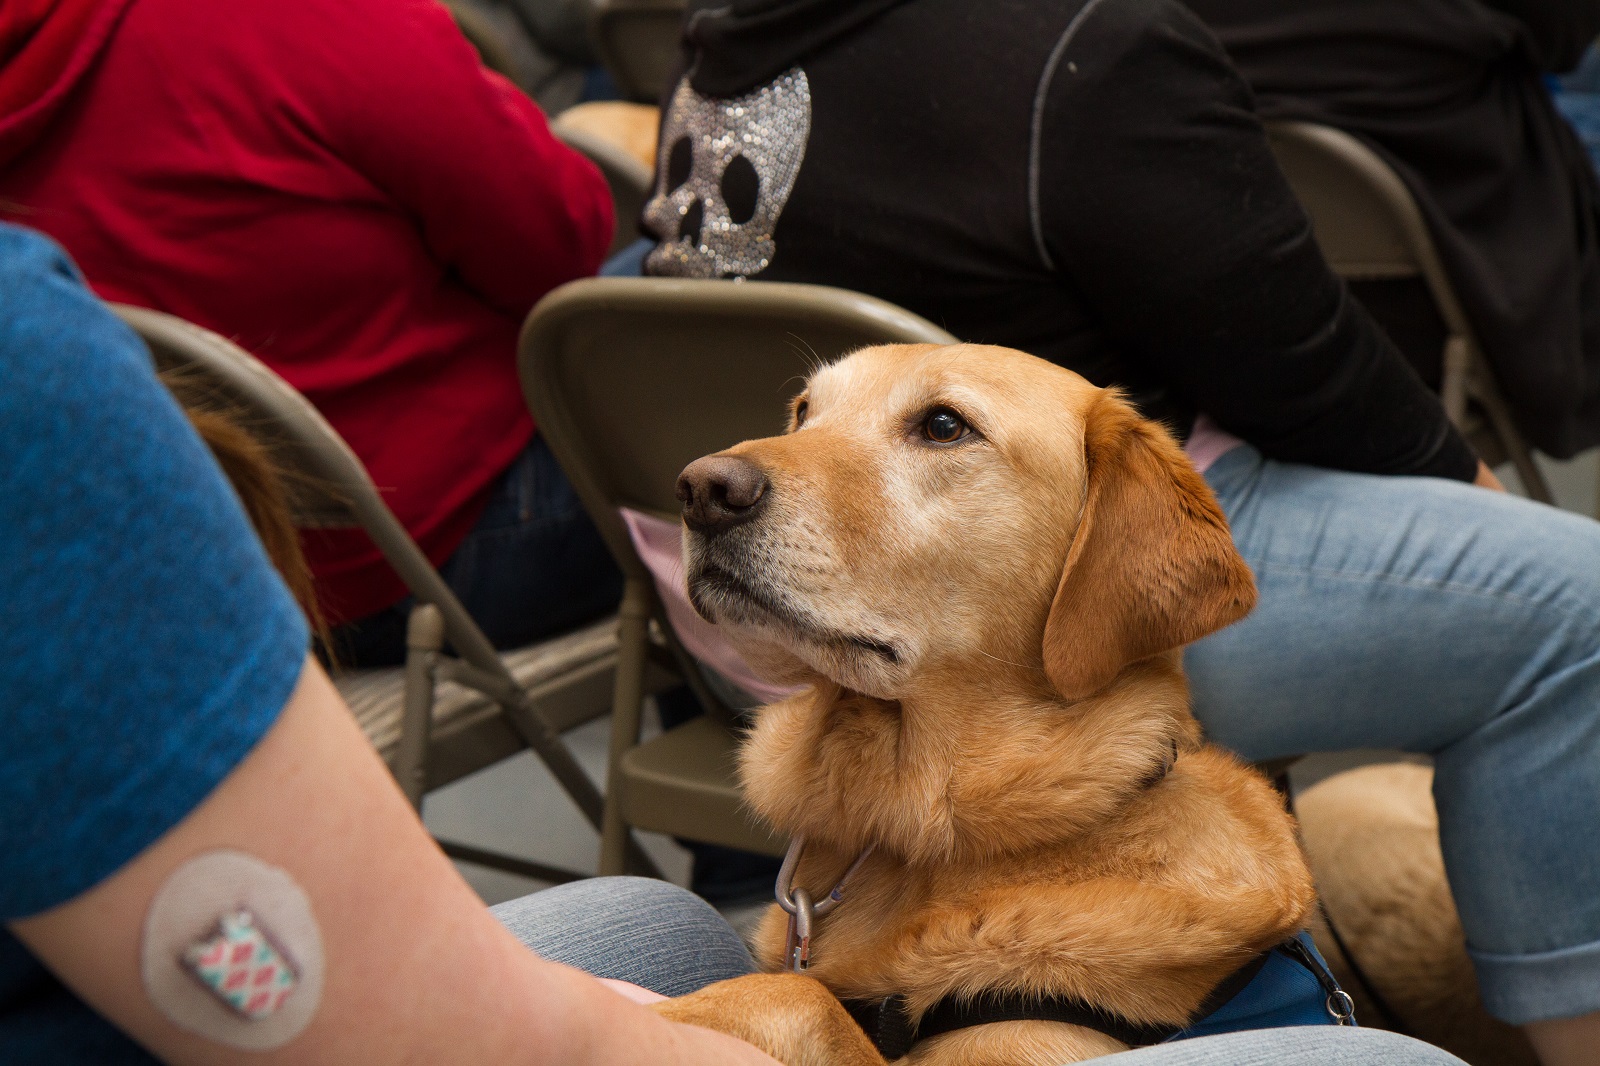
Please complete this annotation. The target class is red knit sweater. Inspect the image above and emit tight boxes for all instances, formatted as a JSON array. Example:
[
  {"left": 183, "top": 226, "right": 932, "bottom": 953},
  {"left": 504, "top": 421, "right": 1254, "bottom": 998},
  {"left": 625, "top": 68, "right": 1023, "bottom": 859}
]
[{"left": 0, "top": 0, "right": 613, "bottom": 624}]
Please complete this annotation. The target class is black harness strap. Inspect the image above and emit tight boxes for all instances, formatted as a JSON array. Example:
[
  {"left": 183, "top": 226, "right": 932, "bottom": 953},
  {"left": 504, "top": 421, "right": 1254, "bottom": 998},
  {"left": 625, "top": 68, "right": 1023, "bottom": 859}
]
[{"left": 842, "top": 949, "right": 1271, "bottom": 1059}]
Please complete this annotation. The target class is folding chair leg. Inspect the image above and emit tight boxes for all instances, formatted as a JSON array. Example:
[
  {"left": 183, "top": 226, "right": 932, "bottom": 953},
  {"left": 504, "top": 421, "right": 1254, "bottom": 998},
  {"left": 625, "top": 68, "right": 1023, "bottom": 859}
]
[
  {"left": 600, "top": 579, "right": 653, "bottom": 876},
  {"left": 397, "top": 604, "right": 445, "bottom": 810},
  {"left": 440, "top": 644, "right": 665, "bottom": 878},
  {"left": 1499, "top": 428, "right": 1556, "bottom": 505},
  {"left": 1471, "top": 366, "right": 1556, "bottom": 505},
  {"left": 1441, "top": 335, "right": 1471, "bottom": 426}
]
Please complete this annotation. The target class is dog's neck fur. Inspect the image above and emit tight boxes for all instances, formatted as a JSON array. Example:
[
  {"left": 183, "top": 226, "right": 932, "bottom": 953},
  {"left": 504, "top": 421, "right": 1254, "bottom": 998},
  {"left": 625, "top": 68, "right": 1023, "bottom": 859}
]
[{"left": 739, "top": 654, "right": 1201, "bottom": 866}]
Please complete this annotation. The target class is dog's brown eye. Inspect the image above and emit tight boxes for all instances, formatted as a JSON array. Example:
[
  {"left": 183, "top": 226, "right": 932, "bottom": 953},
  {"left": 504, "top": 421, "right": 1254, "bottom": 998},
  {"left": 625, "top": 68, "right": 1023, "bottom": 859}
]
[
  {"left": 794, "top": 399, "right": 808, "bottom": 428},
  {"left": 922, "top": 408, "right": 969, "bottom": 444}
]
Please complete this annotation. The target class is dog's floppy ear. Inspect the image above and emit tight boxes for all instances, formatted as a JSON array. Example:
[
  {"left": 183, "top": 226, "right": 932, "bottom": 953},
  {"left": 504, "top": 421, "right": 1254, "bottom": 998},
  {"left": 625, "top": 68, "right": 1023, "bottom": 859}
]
[{"left": 1042, "top": 390, "right": 1256, "bottom": 700}]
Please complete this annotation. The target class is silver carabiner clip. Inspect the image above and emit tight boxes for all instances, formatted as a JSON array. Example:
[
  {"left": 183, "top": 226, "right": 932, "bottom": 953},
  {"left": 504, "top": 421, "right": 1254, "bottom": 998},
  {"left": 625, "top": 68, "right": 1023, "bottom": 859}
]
[
  {"left": 787, "top": 887, "right": 815, "bottom": 972},
  {"left": 776, "top": 836, "right": 874, "bottom": 917},
  {"left": 775, "top": 836, "right": 874, "bottom": 973}
]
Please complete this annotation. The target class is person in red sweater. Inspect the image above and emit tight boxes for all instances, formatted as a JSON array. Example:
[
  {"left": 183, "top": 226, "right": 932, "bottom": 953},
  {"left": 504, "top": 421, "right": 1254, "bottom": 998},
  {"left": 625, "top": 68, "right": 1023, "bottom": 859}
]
[{"left": 0, "top": 0, "right": 618, "bottom": 664}]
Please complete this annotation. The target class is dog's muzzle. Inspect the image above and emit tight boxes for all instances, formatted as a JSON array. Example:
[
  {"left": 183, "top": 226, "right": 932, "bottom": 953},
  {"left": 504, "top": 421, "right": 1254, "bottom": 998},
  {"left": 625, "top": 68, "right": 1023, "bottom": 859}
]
[
  {"left": 677, "top": 452, "right": 905, "bottom": 673},
  {"left": 677, "top": 454, "right": 769, "bottom": 536},
  {"left": 679, "top": 453, "right": 776, "bottom": 624}
]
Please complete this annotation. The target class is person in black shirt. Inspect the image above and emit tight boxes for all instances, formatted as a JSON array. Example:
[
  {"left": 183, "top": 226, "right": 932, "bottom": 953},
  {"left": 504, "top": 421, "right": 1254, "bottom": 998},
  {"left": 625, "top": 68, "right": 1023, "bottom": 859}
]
[
  {"left": 1187, "top": 0, "right": 1600, "bottom": 460},
  {"left": 640, "top": 2, "right": 1600, "bottom": 1060}
]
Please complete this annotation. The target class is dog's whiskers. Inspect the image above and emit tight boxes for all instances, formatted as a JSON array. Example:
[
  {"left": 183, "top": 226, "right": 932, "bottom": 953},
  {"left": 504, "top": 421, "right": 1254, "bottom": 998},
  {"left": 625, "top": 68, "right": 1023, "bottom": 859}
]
[{"left": 784, "top": 333, "right": 825, "bottom": 375}]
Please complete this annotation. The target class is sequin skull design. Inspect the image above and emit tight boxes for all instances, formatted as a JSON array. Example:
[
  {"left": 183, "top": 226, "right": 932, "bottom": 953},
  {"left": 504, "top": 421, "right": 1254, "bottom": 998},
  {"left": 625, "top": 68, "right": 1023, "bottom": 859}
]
[{"left": 644, "top": 68, "right": 812, "bottom": 278}]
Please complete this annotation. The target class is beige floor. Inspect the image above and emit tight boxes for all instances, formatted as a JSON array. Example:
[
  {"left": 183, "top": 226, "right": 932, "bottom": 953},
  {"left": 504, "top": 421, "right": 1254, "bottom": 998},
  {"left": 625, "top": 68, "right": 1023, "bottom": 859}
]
[
  {"left": 423, "top": 700, "right": 693, "bottom": 905},
  {"left": 428, "top": 450, "right": 1600, "bottom": 909}
]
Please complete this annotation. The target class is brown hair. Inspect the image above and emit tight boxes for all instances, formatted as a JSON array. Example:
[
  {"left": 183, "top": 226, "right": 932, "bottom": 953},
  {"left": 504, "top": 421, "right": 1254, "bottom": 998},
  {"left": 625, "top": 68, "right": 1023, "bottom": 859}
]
[{"left": 166, "top": 372, "right": 329, "bottom": 649}]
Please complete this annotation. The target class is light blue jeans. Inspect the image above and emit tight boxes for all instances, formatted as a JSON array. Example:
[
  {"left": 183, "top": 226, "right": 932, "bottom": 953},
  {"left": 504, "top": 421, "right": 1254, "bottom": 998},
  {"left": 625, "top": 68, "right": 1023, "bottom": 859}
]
[
  {"left": 492, "top": 876, "right": 756, "bottom": 996},
  {"left": 493, "top": 877, "right": 1465, "bottom": 1064},
  {"left": 1189, "top": 445, "right": 1600, "bottom": 1025}
]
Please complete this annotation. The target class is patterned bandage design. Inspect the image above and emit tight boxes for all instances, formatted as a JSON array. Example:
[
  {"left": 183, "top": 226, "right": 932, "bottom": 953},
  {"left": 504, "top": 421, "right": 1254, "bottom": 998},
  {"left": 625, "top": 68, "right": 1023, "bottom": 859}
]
[{"left": 181, "top": 908, "right": 298, "bottom": 1020}]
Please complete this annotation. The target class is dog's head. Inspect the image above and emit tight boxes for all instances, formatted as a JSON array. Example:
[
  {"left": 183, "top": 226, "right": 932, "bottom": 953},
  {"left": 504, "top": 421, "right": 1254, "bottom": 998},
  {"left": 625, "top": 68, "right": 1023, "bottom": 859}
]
[{"left": 679, "top": 343, "right": 1254, "bottom": 703}]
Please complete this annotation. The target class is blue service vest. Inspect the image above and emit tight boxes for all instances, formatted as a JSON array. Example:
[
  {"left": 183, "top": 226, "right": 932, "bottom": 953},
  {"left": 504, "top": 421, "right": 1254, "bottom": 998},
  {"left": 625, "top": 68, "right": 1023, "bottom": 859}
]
[{"left": 1172, "top": 933, "right": 1351, "bottom": 1040}]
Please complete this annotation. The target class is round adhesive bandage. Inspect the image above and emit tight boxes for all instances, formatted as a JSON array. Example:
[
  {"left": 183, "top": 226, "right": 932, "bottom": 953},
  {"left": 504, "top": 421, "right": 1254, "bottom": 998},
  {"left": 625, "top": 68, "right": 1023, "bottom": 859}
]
[{"left": 141, "top": 850, "right": 324, "bottom": 1050}]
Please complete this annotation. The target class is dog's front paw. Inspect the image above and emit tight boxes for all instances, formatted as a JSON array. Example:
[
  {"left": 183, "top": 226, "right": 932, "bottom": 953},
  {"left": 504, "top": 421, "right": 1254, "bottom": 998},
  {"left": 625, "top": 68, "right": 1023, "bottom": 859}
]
[{"left": 653, "top": 972, "right": 886, "bottom": 1066}]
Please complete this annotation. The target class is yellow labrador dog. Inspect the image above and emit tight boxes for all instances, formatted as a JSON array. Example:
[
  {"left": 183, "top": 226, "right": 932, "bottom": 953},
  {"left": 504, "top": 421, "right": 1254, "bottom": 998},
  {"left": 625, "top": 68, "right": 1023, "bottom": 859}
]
[{"left": 655, "top": 343, "right": 1318, "bottom": 1066}]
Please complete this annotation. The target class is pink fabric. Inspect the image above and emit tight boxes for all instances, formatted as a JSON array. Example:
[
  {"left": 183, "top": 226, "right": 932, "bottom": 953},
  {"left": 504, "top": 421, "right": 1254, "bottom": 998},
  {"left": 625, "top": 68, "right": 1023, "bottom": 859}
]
[
  {"left": 1183, "top": 413, "right": 1245, "bottom": 473},
  {"left": 619, "top": 508, "right": 801, "bottom": 705}
]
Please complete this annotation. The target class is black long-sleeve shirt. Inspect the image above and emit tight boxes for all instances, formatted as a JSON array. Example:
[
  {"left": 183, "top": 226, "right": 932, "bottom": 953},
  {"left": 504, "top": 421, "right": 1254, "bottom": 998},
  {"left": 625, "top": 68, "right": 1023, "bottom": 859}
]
[
  {"left": 1187, "top": 0, "right": 1600, "bottom": 457},
  {"left": 643, "top": 0, "right": 1477, "bottom": 479}
]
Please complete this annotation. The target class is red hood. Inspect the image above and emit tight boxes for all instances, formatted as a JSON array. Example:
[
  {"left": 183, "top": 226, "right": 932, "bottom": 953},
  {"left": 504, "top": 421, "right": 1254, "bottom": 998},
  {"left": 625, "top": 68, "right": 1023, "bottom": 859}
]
[{"left": 0, "top": 0, "right": 137, "bottom": 169}]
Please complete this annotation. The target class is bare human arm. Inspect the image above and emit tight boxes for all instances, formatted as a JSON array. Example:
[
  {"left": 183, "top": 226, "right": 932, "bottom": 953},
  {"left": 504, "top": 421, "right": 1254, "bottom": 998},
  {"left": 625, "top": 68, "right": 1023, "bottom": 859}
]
[{"left": 10, "top": 657, "right": 778, "bottom": 1066}]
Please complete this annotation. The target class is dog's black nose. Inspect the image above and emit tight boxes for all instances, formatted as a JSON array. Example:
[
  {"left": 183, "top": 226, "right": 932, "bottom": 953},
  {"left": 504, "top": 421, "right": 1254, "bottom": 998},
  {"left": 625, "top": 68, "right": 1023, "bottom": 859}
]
[{"left": 677, "top": 454, "right": 769, "bottom": 535}]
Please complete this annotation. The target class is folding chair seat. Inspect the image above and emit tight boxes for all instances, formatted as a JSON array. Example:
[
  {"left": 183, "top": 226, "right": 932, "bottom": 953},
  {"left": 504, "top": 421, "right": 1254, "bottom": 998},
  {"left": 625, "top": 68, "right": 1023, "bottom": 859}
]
[
  {"left": 337, "top": 616, "right": 620, "bottom": 789},
  {"left": 122, "top": 303, "right": 662, "bottom": 881},
  {"left": 518, "top": 276, "right": 958, "bottom": 874},
  {"left": 1266, "top": 119, "right": 1555, "bottom": 502}
]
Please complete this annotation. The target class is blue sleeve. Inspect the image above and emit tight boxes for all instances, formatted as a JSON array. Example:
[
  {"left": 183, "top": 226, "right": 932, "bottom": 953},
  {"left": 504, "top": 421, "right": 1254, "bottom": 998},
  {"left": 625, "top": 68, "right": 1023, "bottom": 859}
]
[{"left": 0, "top": 225, "right": 310, "bottom": 920}]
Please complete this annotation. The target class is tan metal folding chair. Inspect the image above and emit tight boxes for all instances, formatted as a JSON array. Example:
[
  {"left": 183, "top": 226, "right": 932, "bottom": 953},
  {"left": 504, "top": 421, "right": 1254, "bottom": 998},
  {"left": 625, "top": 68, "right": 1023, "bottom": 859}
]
[
  {"left": 442, "top": 0, "right": 518, "bottom": 80},
  {"left": 590, "top": 0, "right": 686, "bottom": 103},
  {"left": 518, "top": 276, "right": 958, "bottom": 874},
  {"left": 121, "top": 303, "right": 660, "bottom": 882},
  {"left": 1266, "top": 119, "right": 1555, "bottom": 503}
]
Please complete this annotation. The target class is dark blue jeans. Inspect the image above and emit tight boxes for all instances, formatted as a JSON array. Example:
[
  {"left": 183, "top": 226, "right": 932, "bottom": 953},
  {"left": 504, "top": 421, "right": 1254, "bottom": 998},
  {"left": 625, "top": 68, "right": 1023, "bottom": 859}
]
[{"left": 333, "top": 434, "right": 622, "bottom": 667}]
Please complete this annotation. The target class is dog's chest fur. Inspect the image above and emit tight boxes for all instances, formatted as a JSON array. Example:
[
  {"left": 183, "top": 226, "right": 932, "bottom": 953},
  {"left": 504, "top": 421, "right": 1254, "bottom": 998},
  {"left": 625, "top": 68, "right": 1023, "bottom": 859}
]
[
  {"left": 738, "top": 670, "right": 1206, "bottom": 865},
  {"left": 744, "top": 745, "right": 1316, "bottom": 1032},
  {"left": 734, "top": 670, "right": 1316, "bottom": 1058}
]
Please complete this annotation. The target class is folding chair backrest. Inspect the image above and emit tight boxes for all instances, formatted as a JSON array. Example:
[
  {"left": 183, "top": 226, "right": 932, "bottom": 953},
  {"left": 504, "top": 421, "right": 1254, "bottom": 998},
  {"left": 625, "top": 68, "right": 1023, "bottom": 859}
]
[
  {"left": 518, "top": 277, "right": 958, "bottom": 585},
  {"left": 591, "top": 0, "right": 687, "bottom": 103},
  {"left": 442, "top": 0, "right": 518, "bottom": 80},
  {"left": 1264, "top": 121, "right": 1477, "bottom": 365},
  {"left": 1265, "top": 121, "right": 1555, "bottom": 502},
  {"left": 519, "top": 277, "right": 955, "bottom": 870},
  {"left": 114, "top": 304, "right": 507, "bottom": 669}
]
